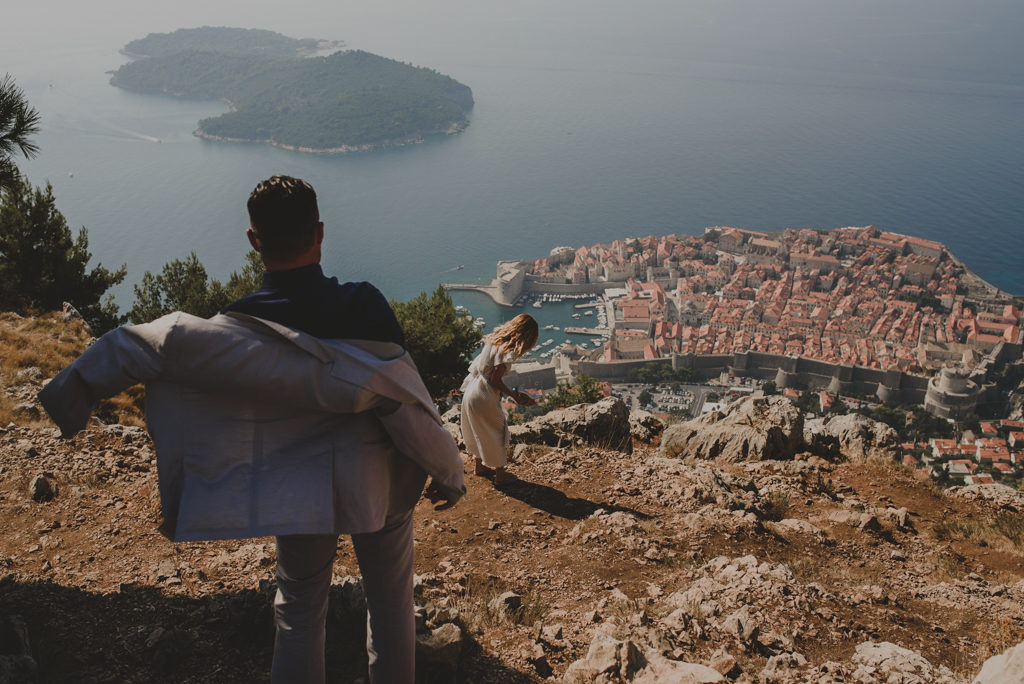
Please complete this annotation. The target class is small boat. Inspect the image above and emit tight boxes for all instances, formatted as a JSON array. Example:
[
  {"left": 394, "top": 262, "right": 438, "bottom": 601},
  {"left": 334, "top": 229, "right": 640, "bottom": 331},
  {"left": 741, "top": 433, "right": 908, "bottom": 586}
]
[
  {"left": 474, "top": 317, "right": 485, "bottom": 328},
  {"left": 68, "top": 171, "right": 74, "bottom": 178},
  {"left": 533, "top": 301, "right": 543, "bottom": 308},
  {"left": 585, "top": 310, "right": 594, "bottom": 316},
  {"left": 455, "top": 265, "right": 464, "bottom": 270},
  {"left": 544, "top": 324, "right": 555, "bottom": 330},
  {"left": 572, "top": 313, "right": 581, "bottom": 319}
]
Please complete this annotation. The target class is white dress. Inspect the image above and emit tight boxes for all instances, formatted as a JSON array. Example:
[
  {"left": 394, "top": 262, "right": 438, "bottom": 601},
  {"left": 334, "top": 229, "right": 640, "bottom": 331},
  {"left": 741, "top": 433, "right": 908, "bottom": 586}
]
[{"left": 460, "top": 342, "right": 514, "bottom": 468}]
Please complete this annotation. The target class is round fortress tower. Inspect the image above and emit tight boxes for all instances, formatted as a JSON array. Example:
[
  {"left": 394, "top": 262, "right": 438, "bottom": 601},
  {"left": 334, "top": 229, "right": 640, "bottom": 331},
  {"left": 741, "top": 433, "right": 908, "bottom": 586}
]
[{"left": 924, "top": 366, "right": 980, "bottom": 419}]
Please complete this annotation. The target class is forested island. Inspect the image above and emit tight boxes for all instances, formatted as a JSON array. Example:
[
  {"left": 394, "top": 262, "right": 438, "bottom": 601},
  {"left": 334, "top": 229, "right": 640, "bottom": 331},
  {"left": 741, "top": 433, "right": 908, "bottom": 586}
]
[
  {"left": 121, "top": 27, "right": 340, "bottom": 58},
  {"left": 111, "top": 27, "right": 473, "bottom": 153}
]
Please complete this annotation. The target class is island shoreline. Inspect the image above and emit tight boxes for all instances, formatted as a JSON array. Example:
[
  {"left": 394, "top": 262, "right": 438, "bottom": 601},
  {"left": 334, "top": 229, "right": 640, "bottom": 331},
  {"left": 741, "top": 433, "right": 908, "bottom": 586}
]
[{"left": 192, "top": 118, "right": 469, "bottom": 155}]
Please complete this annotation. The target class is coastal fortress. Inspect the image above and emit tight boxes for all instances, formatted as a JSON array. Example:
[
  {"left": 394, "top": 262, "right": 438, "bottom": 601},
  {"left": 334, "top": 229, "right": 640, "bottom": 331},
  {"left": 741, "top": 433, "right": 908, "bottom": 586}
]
[{"left": 446, "top": 225, "right": 1023, "bottom": 417}]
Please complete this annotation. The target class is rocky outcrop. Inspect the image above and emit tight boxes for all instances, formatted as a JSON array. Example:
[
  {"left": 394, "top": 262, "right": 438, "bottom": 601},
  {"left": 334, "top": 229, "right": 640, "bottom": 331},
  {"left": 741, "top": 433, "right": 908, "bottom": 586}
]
[
  {"left": 947, "top": 483, "right": 1024, "bottom": 512},
  {"left": 510, "top": 397, "right": 632, "bottom": 453},
  {"left": 850, "top": 641, "right": 960, "bottom": 683},
  {"left": 805, "top": 413, "right": 900, "bottom": 461},
  {"left": 562, "top": 632, "right": 725, "bottom": 683},
  {"left": 973, "top": 640, "right": 1024, "bottom": 684},
  {"left": 628, "top": 410, "right": 664, "bottom": 444},
  {"left": 660, "top": 396, "right": 803, "bottom": 462},
  {"left": 440, "top": 406, "right": 463, "bottom": 448}
]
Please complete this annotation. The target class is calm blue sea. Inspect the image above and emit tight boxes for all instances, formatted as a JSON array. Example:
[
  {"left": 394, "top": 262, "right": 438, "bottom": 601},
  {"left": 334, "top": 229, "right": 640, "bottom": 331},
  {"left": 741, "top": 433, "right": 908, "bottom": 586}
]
[{"left": 5, "top": 1, "right": 1023, "bottom": 336}]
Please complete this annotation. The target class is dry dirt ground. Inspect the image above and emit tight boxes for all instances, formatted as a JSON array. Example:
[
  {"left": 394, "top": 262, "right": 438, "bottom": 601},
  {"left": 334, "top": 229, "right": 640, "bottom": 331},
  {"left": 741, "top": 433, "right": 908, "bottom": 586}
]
[
  {"left": 2, "top": 421, "right": 1023, "bottom": 683},
  {"left": 2, "top": 312, "right": 1022, "bottom": 682}
]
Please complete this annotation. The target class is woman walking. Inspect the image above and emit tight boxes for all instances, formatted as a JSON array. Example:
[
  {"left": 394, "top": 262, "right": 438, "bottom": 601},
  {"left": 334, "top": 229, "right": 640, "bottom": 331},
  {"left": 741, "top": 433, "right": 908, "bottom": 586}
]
[{"left": 460, "top": 314, "right": 538, "bottom": 486}]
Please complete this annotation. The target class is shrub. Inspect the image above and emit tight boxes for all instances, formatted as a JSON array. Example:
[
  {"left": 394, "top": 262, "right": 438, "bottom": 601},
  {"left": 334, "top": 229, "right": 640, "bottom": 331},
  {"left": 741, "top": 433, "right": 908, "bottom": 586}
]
[
  {"left": 0, "top": 177, "right": 125, "bottom": 334},
  {"left": 391, "top": 285, "right": 482, "bottom": 400}
]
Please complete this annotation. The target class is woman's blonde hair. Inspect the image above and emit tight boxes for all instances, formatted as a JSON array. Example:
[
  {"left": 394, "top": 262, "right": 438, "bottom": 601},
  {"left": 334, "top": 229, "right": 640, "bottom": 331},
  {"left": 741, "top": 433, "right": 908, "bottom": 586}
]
[{"left": 487, "top": 314, "right": 539, "bottom": 360}]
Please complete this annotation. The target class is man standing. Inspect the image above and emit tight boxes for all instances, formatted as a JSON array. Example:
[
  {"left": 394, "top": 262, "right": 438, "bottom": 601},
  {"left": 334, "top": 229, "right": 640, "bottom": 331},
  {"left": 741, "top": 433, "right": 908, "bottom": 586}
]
[
  {"left": 39, "top": 175, "right": 464, "bottom": 683},
  {"left": 228, "top": 175, "right": 448, "bottom": 683}
]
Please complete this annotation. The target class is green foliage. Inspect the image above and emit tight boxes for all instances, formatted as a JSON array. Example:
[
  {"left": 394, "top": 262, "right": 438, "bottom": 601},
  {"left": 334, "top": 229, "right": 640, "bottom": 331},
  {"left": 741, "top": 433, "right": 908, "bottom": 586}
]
[
  {"left": 897, "top": 290, "right": 942, "bottom": 310},
  {"left": 626, "top": 364, "right": 692, "bottom": 384},
  {"left": 793, "top": 390, "right": 819, "bottom": 415},
  {"left": 391, "top": 286, "right": 482, "bottom": 400},
  {"left": 906, "top": 409, "right": 953, "bottom": 441},
  {"left": 0, "top": 74, "right": 41, "bottom": 192},
  {"left": 0, "top": 176, "right": 125, "bottom": 333},
  {"left": 996, "top": 362, "right": 1024, "bottom": 392},
  {"left": 637, "top": 389, "right": 653, "bottom": 407},
  {"left": 761, "top": 380, "right": 777, "bottom": 395},
  {"left": 538, "top": 374, "right": 603, "bottom": 413},
  {"left": 127, "top": 251, "right": 262, "bottom": 323},
  {"left": 123, "top": 27, "right": 323, "bottom": 58},
  {"left": 856, "top": 404, "right": 908, "bottom": 436},
  {"left": 110, "top": 46, "right": 473, "bottom": 150}
]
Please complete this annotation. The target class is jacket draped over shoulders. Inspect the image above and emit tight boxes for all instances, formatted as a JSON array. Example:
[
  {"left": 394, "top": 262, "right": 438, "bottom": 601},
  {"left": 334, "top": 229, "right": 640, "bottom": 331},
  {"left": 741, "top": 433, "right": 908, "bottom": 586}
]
[{"left": 38, "top": 312, "right": 465, "bottom": 541}]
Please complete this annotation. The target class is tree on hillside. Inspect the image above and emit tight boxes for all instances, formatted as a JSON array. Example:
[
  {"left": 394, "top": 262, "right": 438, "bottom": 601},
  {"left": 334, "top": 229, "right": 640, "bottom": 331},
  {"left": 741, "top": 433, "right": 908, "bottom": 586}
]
[
  {"left": 391, "top": 285, "right": 482, "bottom": 400},
  {"left": 539, "top": 373, "right": 604, "bottom": 413},
  {"left": 127, "top": 251, "right": 263, "bottom": 323},
  {"left": 0, "top": 75, "right": 40, "bottom": 192},
  {"left": 0, "top": 177, "right": 125, "bottom": 333}
]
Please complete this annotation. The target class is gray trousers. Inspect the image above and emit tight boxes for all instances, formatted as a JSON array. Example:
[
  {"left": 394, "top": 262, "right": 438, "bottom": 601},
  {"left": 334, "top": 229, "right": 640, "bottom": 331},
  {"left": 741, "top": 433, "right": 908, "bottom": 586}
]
[{"left": 271, "top": 510, "right": 415, "bottom": 684}]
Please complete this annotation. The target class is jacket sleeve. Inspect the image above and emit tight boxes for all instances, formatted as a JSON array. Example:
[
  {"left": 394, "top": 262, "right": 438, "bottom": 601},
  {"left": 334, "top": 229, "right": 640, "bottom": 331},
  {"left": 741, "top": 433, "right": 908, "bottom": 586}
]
[
  {"left": 375, "top": 402, "right": 466, "bottom": 503},
  {"left": 37, "top": 315, "right": 175, "bottom": 436}
]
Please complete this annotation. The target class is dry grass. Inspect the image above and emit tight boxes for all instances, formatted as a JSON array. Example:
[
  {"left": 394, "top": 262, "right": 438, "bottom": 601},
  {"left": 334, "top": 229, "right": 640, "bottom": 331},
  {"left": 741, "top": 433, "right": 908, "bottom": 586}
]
[
  {"left": 0, "top": 311, "right": 145, "bottom": 426},
  {"left": 934, "top": 513, "right": 1024, "bottom": 552},
  {"left": 0, "top": 312, "right": 91, "bottom": 377},
  {"left": 789, "top": 555, "right": 824, "bottom": 583},
  {"left": 762, "top": 491, "right": 791, "bottom": 522},
  {"left": 993, "top": 512, "right": 1024, "bottom": 549},
  {"left": 454, "top": 573, "right": 549, "bottom": 634}
]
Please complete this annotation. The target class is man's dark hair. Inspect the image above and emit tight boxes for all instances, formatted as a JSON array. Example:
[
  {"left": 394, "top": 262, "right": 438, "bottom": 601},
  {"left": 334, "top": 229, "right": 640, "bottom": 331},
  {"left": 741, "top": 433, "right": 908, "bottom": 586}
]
[{"left": 247, "top": 175, "right": 320, "bottom": 261}]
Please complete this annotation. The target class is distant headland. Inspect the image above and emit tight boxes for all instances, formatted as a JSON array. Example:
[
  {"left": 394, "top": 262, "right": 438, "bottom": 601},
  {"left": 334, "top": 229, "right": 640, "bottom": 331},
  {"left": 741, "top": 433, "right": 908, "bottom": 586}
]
[{"left": 110, "top": 27, "right": 474, "bottom": 154}]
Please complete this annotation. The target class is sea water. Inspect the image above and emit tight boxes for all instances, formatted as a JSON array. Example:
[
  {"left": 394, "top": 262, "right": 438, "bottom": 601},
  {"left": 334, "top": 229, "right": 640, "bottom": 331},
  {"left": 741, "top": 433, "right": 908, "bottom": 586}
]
[{"left": 4, "top": 1, "right": 1022, "bottom": 329}]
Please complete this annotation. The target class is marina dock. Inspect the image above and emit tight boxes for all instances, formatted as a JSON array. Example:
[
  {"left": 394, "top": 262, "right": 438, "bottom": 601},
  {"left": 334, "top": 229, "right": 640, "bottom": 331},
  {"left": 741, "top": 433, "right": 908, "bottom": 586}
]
[{"left": 564, "top": 326, "right": 607, "bottom": 336}]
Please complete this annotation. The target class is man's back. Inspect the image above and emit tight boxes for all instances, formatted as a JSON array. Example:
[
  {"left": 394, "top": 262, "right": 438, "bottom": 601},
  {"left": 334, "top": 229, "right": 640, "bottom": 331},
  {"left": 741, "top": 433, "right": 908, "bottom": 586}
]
[{"left": 223, "top": 262, "right": 405, "bottom": 344}]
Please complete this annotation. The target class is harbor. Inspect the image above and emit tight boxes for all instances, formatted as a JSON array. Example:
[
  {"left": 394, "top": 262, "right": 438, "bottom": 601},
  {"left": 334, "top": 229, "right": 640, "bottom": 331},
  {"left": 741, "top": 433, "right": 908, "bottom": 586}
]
[{"left": 451, "top": 288, "right": 613, "bottom": 363}]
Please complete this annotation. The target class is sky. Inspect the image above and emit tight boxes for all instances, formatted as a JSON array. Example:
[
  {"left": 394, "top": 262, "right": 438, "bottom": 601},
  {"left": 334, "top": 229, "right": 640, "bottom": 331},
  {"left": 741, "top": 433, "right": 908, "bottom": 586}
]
[{"left": 5, "top": 1, "right": 1023, "bottom": 87}]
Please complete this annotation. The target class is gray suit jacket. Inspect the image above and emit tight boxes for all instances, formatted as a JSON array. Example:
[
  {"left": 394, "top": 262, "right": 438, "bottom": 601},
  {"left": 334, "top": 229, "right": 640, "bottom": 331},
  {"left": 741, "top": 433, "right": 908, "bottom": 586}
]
[{"left": 38, "top": 312, "right": 465, "bottom": 541}]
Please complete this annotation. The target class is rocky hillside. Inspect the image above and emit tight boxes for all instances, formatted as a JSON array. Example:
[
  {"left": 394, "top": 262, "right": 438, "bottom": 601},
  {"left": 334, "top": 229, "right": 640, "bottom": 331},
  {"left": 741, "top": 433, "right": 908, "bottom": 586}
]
[{"left": 2, "top": 316, "right": 1024, "bottom": 682}]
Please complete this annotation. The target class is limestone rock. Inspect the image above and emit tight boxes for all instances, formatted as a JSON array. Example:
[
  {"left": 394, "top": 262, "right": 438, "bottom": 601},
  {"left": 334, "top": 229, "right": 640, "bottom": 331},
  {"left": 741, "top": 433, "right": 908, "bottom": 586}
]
[
  {"left": 811, "top": 413, "right": 900, "bottom": 462},
  {"left": 721, "top": 606, "right": 758, "bottom": 643},
  {"left": 708, "top": 650, "right": 737, "bottom": 677},
  {"left": 415, "top": 622, "right": 463, "bottom": 671},
  {"left": 440, "top": 407, "right": 463, "bottom": 448},
  {"left": 511, "top": 397, "right": 632, "bottom": 453},
  {"left": 28, "top": 474, "right": 56, "bottom": 502},
  {"left": 633, "top": 652, "right": 725, "bottom": 683},
  {"left": 487, "top": 591, "right": 522, "bottom": 620},
  {"left": 767, "top": 518, "right": 824, "bottom": 538},
  {"left": 562, "top": 633, "right": 643, "bottom": 683},
  {"left": 851, "top": 641, "right": 960, "bottom": 683},
  {"left": 973, "top": 640, "right": 1024, "bottom": 683},
  {"left": 660, "top": 396, "right": 803, "bottom": 462},
  {"left": 629, "top": 410, "right": 665, "bottom": 444},
  {"left": 948, "top": 484, "right": 1024, "bottom": 512}
]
